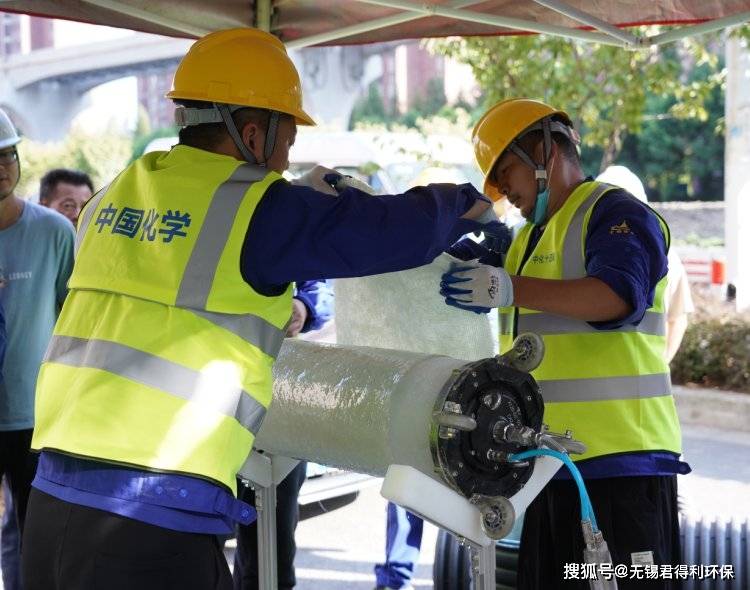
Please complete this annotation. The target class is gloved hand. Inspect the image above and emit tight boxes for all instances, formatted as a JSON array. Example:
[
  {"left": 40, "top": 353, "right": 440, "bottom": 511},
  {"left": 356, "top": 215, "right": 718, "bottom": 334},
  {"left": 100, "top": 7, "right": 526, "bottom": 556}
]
[
  {"left": 286, "top": 298, "right": 308, "bottom": 337},
  {"left": 440, "top": 261, "right": 513, "bottom": 314},
  {"left": 446, "top": 237, "right": 503, "bottom": 267},
  {"left": 480, "top": 220, "right": 513, "bottom": 255},
  {"left": 323, "top": 173, "right": 377, "bottom": 195},
  {"left": 290, "top": 165, "right": 339, "bottom": 195},
  {"left": 447, "top": 220, "right": 512, "bottom": 267},
  {"left": 474, "top": 201, "right": 499, "bottom": 226}
]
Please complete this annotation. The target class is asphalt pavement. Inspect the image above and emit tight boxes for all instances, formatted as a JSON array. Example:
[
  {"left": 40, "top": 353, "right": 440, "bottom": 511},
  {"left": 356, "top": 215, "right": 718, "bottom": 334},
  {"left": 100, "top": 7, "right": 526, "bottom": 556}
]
[
  {"left": 285, "top": 421, "right": 750, "bottom": 589},
  {"left": 2, "top": 424, "right": 747, "bottom": 590}
]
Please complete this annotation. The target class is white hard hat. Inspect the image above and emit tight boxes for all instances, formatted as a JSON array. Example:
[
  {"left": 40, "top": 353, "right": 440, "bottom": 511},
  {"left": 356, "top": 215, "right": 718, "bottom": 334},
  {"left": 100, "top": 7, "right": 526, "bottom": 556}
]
[
  {"left": 596, "top": 165, "right": 647, "bottom": 203},
  {"left": 0, "top": 108, "right": 21, "bottom": 150}
]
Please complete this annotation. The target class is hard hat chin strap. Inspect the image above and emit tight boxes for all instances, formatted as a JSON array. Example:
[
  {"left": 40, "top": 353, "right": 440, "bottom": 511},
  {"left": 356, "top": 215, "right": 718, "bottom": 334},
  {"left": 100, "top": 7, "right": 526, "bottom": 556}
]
[
  {"left": 216, "top": 104, "right": 279, "bottom": 167},
  {"left": 215, "top": 103, "right": 261, "bottom": 166},
  {"left": 174, "top": 103, "right": 280, "bottom": 167},
  {"left": 263, "top": 111, "right": 280, "bottom": 163},
  {"left": 508, "top": 117, "right": 576, "bottom": 225},
  {"left": 508, "top": 117, "right": 561, "bottom": 196}
]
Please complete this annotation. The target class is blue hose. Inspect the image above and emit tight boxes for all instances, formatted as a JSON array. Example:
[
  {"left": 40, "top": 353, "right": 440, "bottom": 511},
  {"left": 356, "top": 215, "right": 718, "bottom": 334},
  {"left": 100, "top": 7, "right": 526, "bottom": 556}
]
[{"left": 509, "top": 448, "right": 599, "bottom": 532}]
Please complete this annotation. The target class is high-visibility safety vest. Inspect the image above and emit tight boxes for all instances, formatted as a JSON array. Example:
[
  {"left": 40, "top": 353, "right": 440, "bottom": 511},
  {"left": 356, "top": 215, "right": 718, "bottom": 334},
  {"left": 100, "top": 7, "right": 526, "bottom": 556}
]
[
  {"left": 32, "top": 146, "right": 292, "bottom": 494},
  {"left": 499, "top": 181, "right": 681, "bottom": 461}
]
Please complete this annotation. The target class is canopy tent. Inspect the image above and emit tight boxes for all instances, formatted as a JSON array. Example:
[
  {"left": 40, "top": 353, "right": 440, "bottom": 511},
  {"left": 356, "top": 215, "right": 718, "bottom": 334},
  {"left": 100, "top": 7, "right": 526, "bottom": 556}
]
[
  {"left": 3, "top": 0, "right": 750, "bottom": 48},
  {"left": 3, "top": 0, "right": 750, "bottom": 311}
]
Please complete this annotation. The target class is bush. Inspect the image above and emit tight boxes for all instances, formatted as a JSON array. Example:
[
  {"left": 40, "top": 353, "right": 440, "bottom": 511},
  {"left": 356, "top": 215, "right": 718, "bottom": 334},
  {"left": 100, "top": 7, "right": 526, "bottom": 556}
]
[
  {"left": 16, "top": 127, "right": 132, "bottom": 198},
  {"left": 671, "top": 314, "right": 750, "bottom": 392},
  {"left": 130, "top": 125, "right": 179, "bottom": 163}
]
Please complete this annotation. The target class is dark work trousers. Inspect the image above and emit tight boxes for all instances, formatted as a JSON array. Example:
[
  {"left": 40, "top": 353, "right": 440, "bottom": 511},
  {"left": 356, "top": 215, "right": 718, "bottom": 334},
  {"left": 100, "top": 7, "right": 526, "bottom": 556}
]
[
  {"left": 233, "top": 461, "right": 307, "bottom": 590},
  {"left": 518, "top": 475, "right": 681, "bottom": 590},
  {"left": 22, "top": 489, "right": 233, "bottom": 590},
  {"left": 0, "top": 429, "right": 38, "bottom": 538}
]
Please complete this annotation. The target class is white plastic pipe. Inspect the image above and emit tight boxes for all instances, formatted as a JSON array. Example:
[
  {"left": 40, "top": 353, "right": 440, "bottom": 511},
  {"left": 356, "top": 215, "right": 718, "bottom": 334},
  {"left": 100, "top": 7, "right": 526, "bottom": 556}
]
[{"left": 255, "top": 339, "right": 466, "bottom": 483}]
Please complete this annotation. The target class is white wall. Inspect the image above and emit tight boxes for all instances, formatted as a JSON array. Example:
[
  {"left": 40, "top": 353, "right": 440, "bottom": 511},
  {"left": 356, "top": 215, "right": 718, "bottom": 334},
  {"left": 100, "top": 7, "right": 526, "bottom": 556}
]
[{"left": 725, "top": 37, "right": 750, "bottom": 311}]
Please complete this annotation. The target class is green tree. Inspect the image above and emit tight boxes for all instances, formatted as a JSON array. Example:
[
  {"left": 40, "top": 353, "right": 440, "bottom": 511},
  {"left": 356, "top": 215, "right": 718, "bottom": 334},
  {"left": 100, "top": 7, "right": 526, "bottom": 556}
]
[
  {"left": 430, "top": 29, "right": 728, "bottom": 171},
  {"left": 134, "top": 104, "right": 152, "bottom": 139},
  {"left": 16, "top": 127, "right": 132, "bottom": 198},
  {"left": 349, "top": 82, "right": 387, "bottom": 129},
  {"left": 413, "top": 77, "right": 448, "bottom": 117},
  {"left": 617, "top": 69, "right": 725, "bottom": 202},
  {"left": 130, "top": 125, "right": 180, "bottom": 163}
]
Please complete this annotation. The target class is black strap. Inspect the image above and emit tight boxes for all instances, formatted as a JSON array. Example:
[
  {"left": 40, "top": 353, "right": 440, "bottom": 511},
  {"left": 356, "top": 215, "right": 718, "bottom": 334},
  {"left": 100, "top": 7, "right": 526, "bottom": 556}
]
[
  {"left": 263, "top": 111, "right": 280, "bottom": 162},
  {"left": 215, "top": 103, "right": 258, "bottom": 165}
]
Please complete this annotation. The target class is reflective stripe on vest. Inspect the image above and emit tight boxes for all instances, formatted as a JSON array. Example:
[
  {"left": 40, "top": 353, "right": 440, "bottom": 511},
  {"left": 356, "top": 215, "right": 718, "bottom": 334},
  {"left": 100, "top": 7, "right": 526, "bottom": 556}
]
[
  {"left": 176, "top": 164, "right": 267, "bottom": 309},
  {"left": 76, "top": 183, "right": 111, "bottom": 255},
  {"left": 517, "top": 310, "right": 665, "bottom": 337},
  {"left": 33, "top": 148, "right": 291, "bottom": 492},
  {"left": 561, "top": 183, "right": 610, "bottom": 279},
  {"left": 192, "top": 309, "right": 285, "bottom": 359},
  {"left": 45, "top": 335, "right": 266, "bottom": 435},
  {"left": 498, "top": 181, "right": 680, "bottom": 460},
  {"left": 537, "top": 373, "right": 671, "bottom": 403},
  {"left": 78, "top": 165, "right": 286, "bottom": 359}
]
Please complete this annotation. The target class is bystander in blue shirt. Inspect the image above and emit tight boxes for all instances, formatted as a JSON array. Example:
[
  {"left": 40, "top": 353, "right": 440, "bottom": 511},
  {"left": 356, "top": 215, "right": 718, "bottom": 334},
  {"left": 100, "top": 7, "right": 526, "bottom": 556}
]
[{"left": 0, "top": 299, "right": 6, "bottom": 380}]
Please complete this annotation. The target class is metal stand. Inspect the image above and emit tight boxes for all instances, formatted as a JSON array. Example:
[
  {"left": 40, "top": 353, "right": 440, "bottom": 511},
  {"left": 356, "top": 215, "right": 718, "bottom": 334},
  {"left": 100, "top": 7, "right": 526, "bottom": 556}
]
[
  {"left": 239, "top": 451, "right": 299, "bottom": 590},
  {"left": 469, "top": 540, "right": 496, "bottom": 590},
  {"left": 256, "top": 482, "right": 278, "bottom": 590}
]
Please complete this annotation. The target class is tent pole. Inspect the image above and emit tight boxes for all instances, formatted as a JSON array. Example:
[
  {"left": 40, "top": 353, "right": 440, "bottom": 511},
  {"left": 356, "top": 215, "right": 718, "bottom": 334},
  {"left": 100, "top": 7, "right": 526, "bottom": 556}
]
[
  {"left": 352, "top": 0, "right": 625, "bottom": 46},
  {"left": 648, "top": 11, "right": 750, "bottom": 45},
  {"left": 531, "top": 0, "right": 640, "bottom": 46},
  {"left": 79, "top": 0, "right": 209, "bottom": 36},
  {"left": 286, "top": 0, "right": 481, "bottom": 49},
  {"left": 256, "top": 0, "right": 272, "bottom": 33}
]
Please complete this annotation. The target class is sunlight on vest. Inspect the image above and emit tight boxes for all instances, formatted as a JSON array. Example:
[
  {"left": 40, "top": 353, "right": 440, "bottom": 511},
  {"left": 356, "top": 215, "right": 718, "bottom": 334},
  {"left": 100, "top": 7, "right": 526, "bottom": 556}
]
[{"left": 153, "top": 360, "right": 244, "bottom": 468}]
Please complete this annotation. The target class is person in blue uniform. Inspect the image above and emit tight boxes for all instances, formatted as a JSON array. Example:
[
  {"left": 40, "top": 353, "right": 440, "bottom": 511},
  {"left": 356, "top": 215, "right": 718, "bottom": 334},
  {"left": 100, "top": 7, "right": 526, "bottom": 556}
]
[
  {"left": 22, "top": 29, "right": 492, "bottom": 590},
  {"left": 233, "top": 280, "right": 333, "bottom": 590},
  {"left": 441, "top": 98, "right": 689, "bottom": 590}
]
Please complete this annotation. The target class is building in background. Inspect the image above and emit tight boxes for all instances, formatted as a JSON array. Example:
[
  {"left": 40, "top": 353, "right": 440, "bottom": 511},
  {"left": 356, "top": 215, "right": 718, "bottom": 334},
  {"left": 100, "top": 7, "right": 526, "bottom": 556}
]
[
  {"left": 137, "top": 67, "right": 176, "bottom": 129},
  {"left": 0, "top": 12, "right": 21, "bottom": 58},
  {"left": 0, "top": 15, "right": 479, "bottom": 138}
]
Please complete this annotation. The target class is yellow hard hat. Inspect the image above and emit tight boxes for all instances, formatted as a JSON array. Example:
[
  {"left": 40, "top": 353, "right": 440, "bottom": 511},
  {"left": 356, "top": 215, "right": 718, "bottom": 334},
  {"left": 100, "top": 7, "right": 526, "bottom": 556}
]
[
  {"left": 167, "top": 28, "right": 315, "bottom": 126},
  {"left": 472, "top": 98, "right": 571, "bottom": 201}
]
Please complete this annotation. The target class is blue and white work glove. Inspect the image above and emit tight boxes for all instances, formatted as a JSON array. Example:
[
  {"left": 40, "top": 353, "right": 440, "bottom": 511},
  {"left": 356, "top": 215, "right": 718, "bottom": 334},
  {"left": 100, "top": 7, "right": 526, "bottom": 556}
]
[
  {"left": 440, "top": 261, "right": 514, "bottom": 314},
  {"left": 290, "top": 165, "right": 339, "bottom": 195},
  {"left": 322, "top": 173, "right": 377, "bottom": 195}
]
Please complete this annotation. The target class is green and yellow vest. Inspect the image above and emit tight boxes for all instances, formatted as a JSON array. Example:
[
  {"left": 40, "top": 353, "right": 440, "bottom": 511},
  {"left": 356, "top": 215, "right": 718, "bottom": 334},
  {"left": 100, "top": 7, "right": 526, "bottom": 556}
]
[
  {"left": 32, "top": 146, "right": 292, "bottom": 494},
  {"left": 499, "top": 181, "right": 681, "bottom": 461}
]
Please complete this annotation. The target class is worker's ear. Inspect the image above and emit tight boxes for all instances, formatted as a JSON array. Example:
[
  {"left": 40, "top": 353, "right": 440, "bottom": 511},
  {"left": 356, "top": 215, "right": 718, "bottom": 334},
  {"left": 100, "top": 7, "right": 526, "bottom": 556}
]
[
  {"left": 240, "top": 120, "right": 264, "bottom": 162},
  {"left": 532, "top": 137, "right": 558, "bottom": 164}
]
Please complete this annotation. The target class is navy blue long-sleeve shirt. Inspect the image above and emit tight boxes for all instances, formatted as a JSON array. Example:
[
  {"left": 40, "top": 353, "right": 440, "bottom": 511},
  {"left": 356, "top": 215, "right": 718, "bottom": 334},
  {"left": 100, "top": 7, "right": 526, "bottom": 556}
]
[
  {"left": 34, "top": 173, "right": 485, "bottom": 534},
  {"left": 241, "top": 181, "right": 481, "bottom": 294},
  {"left": 452, "top": 184, "right": 689, "bottom": 479},
  {"left": 0, "top": 299, "right": 5, "bottom": 380},
  {"left": 295, "top": 280, "right": 333, "bottom": 333},
  {"left": 584, "top": 188, "right": 669, "bottom": 330},
  {"left": 523, "top": 184, "right": 689, "bottom": 479}
]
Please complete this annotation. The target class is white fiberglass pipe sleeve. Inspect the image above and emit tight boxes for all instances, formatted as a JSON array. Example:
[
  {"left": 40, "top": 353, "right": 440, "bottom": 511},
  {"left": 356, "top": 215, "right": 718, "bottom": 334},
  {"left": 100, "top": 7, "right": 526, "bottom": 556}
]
[{"left": 254, "top": 339, "right": 466, "bottom": 481}]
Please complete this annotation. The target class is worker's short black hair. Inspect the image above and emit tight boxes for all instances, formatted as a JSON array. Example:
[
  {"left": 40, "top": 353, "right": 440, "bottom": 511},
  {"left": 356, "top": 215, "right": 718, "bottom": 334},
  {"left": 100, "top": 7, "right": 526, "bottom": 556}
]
[
  {"left": 514, "top": 114, "right": 581, "bottom": 165},
  {"left": 39, "top": 168, "right": 94, "bottom": 203},
  {"left": 174, "top": 100, "right": 272, "bottom": 151}
]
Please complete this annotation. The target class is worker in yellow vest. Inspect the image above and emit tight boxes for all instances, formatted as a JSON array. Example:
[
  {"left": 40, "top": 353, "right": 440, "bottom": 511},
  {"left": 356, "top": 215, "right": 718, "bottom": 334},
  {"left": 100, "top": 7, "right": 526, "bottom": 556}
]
[
  {"left": 21, "top": 28, "right": 491, "bottom": 590},
  {"left": 441, "top": 99, "right": 689, "bottom": 590}
]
